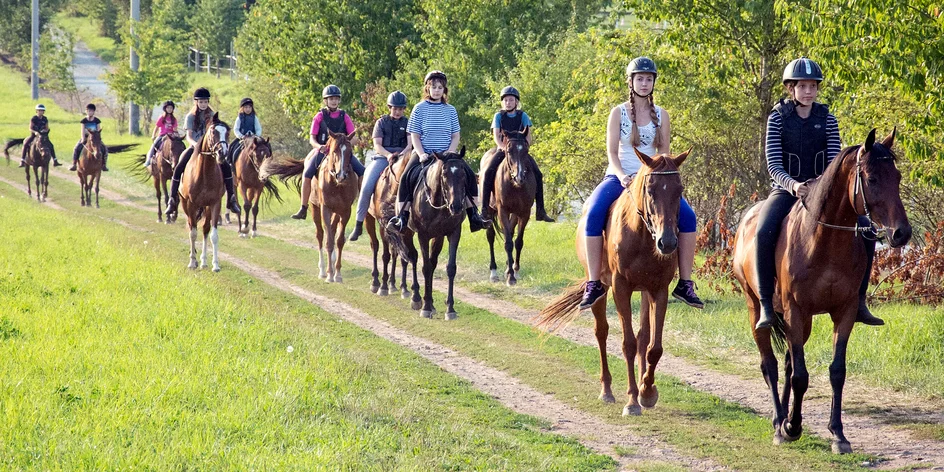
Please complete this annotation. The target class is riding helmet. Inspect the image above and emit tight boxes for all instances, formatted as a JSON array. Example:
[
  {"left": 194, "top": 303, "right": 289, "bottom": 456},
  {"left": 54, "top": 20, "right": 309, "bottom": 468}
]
[
  {"left": 500, "top": 86, "right": 520, "bottom": 100},
  {"left": 322, "top": 85, "right": 342, "bottom": 99},
  {"left": 626, "top": 56, "right": 658, "bottom": 78},
  {"left": 424, "top": 70, "right": 447, "bottom": 85},
  {"left": 35, "top": 104, "right": 46, "bottom": 111},
  {"left": 86, "top": 103, "right": 96, "bottom": 111},
  {"left": 782, "top": 57, "right": 823, "bottom": 84},
  {"left": 239, "top": 97, "right": 254, "bottom": 108},
  {"left": 387, "top": 90, "right": 408, "bottom": 108},
  {"left": 193, "top": 87, "right": 211, "bottom": 100},
  {"left": 162, "top": 100, "right": 176, "bottom": 111}
]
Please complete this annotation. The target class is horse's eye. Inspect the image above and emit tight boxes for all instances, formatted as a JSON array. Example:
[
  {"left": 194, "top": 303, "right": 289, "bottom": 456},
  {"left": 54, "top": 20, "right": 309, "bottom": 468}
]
[{"left": 867, "top": 177, "right": 878, "bottom": 184}]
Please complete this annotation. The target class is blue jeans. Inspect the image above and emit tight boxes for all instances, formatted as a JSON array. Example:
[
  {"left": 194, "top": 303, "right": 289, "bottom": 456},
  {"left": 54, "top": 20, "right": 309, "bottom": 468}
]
[
  {"left": 584, "top": 174, "right": 696, "bottom": 236},
  {"left": 303, "top": 149, "right": 366, "bottom": 179},
  {"left": 355, "top": 155, "right": 389, "bottom": 222}
]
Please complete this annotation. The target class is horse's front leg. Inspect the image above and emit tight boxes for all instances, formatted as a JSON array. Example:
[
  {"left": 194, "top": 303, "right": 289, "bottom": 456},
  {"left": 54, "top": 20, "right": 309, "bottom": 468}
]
[
  {"left": 200, "top": 209, "right": 212, "bottom": 269},
  {"left": 639, "top": 288, "right": 667, "bottom": 409},
  {"left": 502, "top": 211, "right": 516, "bottom": 286},
  {"left": 408, "top": 236, "right": 421, "bottom": 309},
  {"left": 251, "top": 194, "right": 259, "bottom": 237},
  {"left": 79, "top": 174, "right": 86, "bottom": 206},
  {"left": 486, "top": 218, "right": 499, "bottom": 282},
  {"left": 611, "top": 275, "right": 640, "bottom": 416},
  {"left": 782, "top": 305, "right": 811, "bottom": 442},
  {"left": 41, "top": 167, "right": 48, "bottom": 201},
  {"left": 24, "top": 165, "right": 32, "bottom": 197},
  {"left": 514, "top": 215, "right": 528, "bottom": 279},
  {"left": 333, "top": 212, "right": 349, "bottom": 283},
  {"left": 591, "top": 295, "right": 615, "bottom": 403},
  {"left": 154, "top": 176, "right": 164, "bottom": 222},
  {"left": 827, "top": 306, "right": 856, "bottom": 454},
  {"left": 313, "top": 205, "right": 327, "bottom": 280},
  {"left": 418, "top": 236, "right": 437, "bottom": 317},
  {"left": 444, "top": 227, "right": 461, "bottom": 320},
  {"left": 94, "top": 174, "right": 100, "bottom": 208},
  {"left": 322, "top": 207, "right": 337, "bottom": 282},
  {"left": 188, "top": 219, "right": 198, "bottom": 269}
]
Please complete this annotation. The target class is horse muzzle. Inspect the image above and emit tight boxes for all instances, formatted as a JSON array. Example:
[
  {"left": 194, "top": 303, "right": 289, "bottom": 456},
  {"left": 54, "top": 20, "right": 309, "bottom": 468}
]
[
  {"left": 656, "top": 232, "right": 678, "bottom": 255},
  {"left": 887, "top": 223, "right": 912, "bottom": 248}
]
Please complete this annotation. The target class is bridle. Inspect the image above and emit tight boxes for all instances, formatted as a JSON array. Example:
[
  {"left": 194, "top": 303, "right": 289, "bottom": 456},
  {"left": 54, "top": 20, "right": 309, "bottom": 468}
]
[
  {"left": 424, "top": 156, "right": 464, "bottom": 211},
  {"left": 812, "top": 146, "right": 886, "bottom": 240},
  {"left": 626, "top": 170, "right": 681, "bottom": 241}
]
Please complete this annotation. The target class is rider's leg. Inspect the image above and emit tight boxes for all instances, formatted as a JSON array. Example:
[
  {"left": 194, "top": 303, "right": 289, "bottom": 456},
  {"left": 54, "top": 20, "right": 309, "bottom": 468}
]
[
  {"left": 49, "top": 141, "right": 62, "bottom": 166},
  {"left": 101, "top": 145, "right": 109, "bottom": 171},
  {"left": 530, "top": 156, "right": 555, "bottom": 222},
  {"left": 388, "top": 153, "right": 421, "bottom": 232},
  {"left": 350, "top": 156, "right": 388, "bottom": 241},
  {"left": 463, "top": 165, "right": 489, "bottom": 232},
  {"left": 144, "top": 136, "right": 162, "bottom": 166},
  {"left": 754, "top": 189, "right": 797, "bottom": 329},
  {"left": 351, "top": 155, "right": 366, "bottom": 177},
  {"left": 579, "top": 175, "right": 624, "bottom": 309},
  {"left": 19, "top": 135, "right": 34, "bottom": 167},
  {"left": 292, "top": 150, "right": 325, "bottom": 219},
  {"left": 164, "top": 146, "right": 194, "bottom": 215},
  {"left": 229, "top": 139, "right": 241, "bottom": 164},
  {"left": 220, "top": 161, "right": 241, "bottom": 213},
  {"left": 856, "top": 216, "right": 884, "bottom": 326},
  {"left": 69, "top": 140, "right": 82, "bottom": 171},
  {"left": 672, "top": 197, "right": 704, "bottom": 308},
  {"left": 480, "top": 150, "right": 504, "bottom": 218}
]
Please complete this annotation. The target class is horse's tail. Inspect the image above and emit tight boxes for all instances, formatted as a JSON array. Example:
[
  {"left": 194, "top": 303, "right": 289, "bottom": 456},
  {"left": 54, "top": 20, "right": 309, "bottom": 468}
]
[
  {"left": 533, "top": 281, "right": 593, "bottom": 333},
  {"left": 260, "top": 157, "right": 304, "bottom": 188},
  {"left": 257, "top": 178, "right": 284, "bottom": 212},
  {"left": 3, "top": 138, "right": 25, "bottom": 160},
  {"left": 490, "top": 216, "right": 504, "bottom": 241},
  {"left": 769, "top": 312, "right": 787, "bottom": 355},
  {"left": 107, "top": 144, "right": 138, "bottom": 154},
  {"left": 123, "top": 155, "right": 153, "bottom": 183},
  {"left": 385, "top": 229, "right": 417, "bottom": 265}
]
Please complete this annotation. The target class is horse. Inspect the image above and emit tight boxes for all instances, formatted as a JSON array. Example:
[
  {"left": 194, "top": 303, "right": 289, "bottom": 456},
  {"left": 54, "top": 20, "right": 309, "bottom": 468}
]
[
  {"left": 537, "top": 148, "right": 691, "bottom": 416},
  {"left": 179, "top": 113, "right": 230, "bottom": 272},
  {"left": 732, "top": 129, "right": 911, "bottom": 454},
  {"left": 4, "top": 133, "right": 52, "bottom": 202},
  {"left": 151, "top": 134, "right": 185, "bottom": 223},
  {"left": 76, "top": 129, "right": 106, "bottom": 208},
  {"left": 408, "top": 148, "right": 476, "bottom": 319},
  {"left": 262, "top": 131, "right": 359, "bottom": 282},
  {"left": 233, "top": 136, "right": 280, "bottom": 238},
  {"left": 364, "top": 152, "right": 422, "bottom": 307},
  {"left": 481, "top": 132, "right": 537, "bottom": 286}
]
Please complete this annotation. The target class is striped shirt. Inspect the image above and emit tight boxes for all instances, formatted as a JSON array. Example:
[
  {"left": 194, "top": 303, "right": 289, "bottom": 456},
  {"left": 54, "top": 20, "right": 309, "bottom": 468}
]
[
  {"left": 765, "top": 111, "right": 841, "bottom": 191},
  {"left": 407, "top": 100, "right": 460, "bottom": 154}
]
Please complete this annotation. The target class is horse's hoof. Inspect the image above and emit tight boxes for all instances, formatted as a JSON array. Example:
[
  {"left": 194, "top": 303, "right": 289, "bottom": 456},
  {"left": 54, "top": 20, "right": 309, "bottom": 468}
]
[
  {"left": 622, "top": 405, "right": 642, "bottom": 416},
  {"left": 370, "top": 284, "right": 380, "bottom": 294},
  {"left": 489, "top": 270, "right": 499, "bottom": 283},
  {"left": 378, "top": 289, "right": 389, "bottom": 297},
  {"left": 95, "top": 204, "right": 99, "bottom": 209},
  {"left": 772, "top": 430, "right": 785, "bottom": 446},
  {"left": 514, "top": 271, "right": 520, "bottom": 279},
  {"left": 188, "top": 262, "right": 197, "bottom": 269},
  {"left": 639, "top": 385, "right": 659, "bottom": 409},
  {"left": 411, "top": 300, "right": 423, "bottom": 310},
  {"left": 420, "top": 310, "right": 434, "bottom": 319},
  {"left": 239, "top": 233, "right": 247, "bottom": 239},
  {"left": 212, "top": 266, "right": 221, "bottom": 273},
  {"left": 780, "top": 421, "right": 802, "bottom": 442},
  {"left": 334, "top": 276, "right": 343, "bottom": 283},
  {"left": 224, "top": 214, "right": 231, "bottom": 224},
  {"left": 831, "top": 440, "right": 852, "bottom": 454},
  {"left": 445, "top": 311, "right": 458, "bottom": 320},
  {"left": 250, "top": 231, "right": 257, "bottom": 238},
  {"left": 506, "top": 278, "right": 517, "bottom": 287},
  {"left": 599, "top": 392, "right": 615, "bottom": 403}
]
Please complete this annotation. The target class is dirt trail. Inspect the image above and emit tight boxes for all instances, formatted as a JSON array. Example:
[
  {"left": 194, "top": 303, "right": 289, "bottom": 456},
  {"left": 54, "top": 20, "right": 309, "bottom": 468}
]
[{"left": 2, "top": 171, "right": 723, "bottom": 471}]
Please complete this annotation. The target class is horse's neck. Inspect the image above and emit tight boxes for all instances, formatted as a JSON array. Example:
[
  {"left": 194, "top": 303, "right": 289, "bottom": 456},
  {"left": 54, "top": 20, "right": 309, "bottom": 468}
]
[
  {"left": 794, "top": 160, "right": 860, "bottom": 249},
  {"left": 623, "top": 177, "right": 650, "bottom": 236}
]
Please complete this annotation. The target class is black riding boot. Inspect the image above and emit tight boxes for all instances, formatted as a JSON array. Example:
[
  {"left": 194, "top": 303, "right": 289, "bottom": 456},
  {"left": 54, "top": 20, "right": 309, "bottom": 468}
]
[
  {"left": 165, "top": 177, "right": 181, "bottom": 216},
  {"left": 466, "top": 205, "right": 488, "bottom": 233},
  {"left": 534, "top": 168, "right": 555, "bottom": 222},
  {"left": 857, "top": 234, "right": 884, "bottom": 326},
  {"left": 102, "top": 149, "right": 109, "bottom": 171},
  {"left": 388, "top": 207, "right": 410, "bottom": 233},
  {"left": 348, "top": 220, "right": 364, "bottom": 241},
  {"left": 481, "top": 152, "right": 502, "bottom": 218},
  {"left": 221, "top": 162, "right": 241, "bottom": 214}
]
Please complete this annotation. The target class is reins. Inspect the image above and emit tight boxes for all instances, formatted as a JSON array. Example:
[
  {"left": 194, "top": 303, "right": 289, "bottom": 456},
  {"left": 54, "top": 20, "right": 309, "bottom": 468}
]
[{"left": 807, "top": 146, "right": 886, "bottom": 241}]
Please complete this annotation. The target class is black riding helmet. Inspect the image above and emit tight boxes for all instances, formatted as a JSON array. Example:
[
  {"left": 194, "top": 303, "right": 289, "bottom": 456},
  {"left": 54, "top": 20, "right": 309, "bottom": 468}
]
[
  {"left": 322, "top": 85, "right": 342, "bottom": 99},
  {"left": 387, "top": 91, "right": 408, "bottom": 108},
  {"left": 626, "top": 56, "right": 658, "bottom": 79},
  {"left": 239, "top": 97, "right": 253, "bottom": 108},
  {"left": 500, "top": 86, "right": 520, "bottom": 100},
  {"left": 424, "top": 70, "right": 447, "bottom": 85},
  {"left": 162, "top": 100, "right": 176, "bottom": 111},
  {"left": 193, "top": 87, "right": 211, "bottom": 100},
  {"left": 782, "top": 57, "right": 823, "bottom": 84}
]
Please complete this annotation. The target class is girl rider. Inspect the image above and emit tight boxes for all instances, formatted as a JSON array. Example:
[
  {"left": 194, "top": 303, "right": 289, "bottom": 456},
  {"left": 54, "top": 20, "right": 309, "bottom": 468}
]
[
  {"left": 229, "top": 97, "right": 263, "bottom": 163},
  {"left": 290, "top": 85, "right": 365, "bottom": 219},
  {"left": 348, "top": 91, "right": 413, "bottom": 241},
  {"left": 144, "top": 101, "right": 178, "bottom": 167},
  {"left": 69, "top": 103, "right": 108, "bottom": 172},
  {"left": 386, "top": 70, "right": 489, "bottom": 233},
  {"left": 164, "top": 87, "right": 242, "bottom": 217},
  {"left": 479, "top": 86, "right": 554, "bottom": 222},
  {"left": 19, "top": 104, "right": 64, "bottom": 168},
  {"left": 754, "top": 57, "right": 883, "bottom": 329},
  {"left": 578, "top": 57, "right": 703, "bottom": 310}
]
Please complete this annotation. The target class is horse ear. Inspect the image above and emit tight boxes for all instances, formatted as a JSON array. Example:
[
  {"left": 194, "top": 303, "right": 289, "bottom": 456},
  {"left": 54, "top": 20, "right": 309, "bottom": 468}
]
[
  {"left": 864, "top": 128, "right": 876, "bottom": 152},
  {"left": 634, "top": 147, "right": 655, "bottom": 168},
  {"left": 347, "top": 131, "right": 356, "bottom": 140},
  {"left": 672, "top": 146, "right": 692, "bottom": 167},
  {"left": 460, "top": 146, "right": 466, "bottom": 159},
  {"left": 265, "top": 137, "right": 270, "bottom": 144},
  {"left": 212, "top": 112, "right": 220, "bottom": 122},
  {"left": 882, "top": 127, "right": 896, "bottom": 149}
]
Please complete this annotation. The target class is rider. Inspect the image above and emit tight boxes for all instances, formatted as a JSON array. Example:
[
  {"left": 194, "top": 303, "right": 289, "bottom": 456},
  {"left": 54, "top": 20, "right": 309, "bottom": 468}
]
[
  {"left": 578, "top": 57, "right": 703, "bottom": 310},
  {"left": 69, "top": 103, "right": 108, "bottom": 172},
  {"left": 479, "top": 86, "right": 554, "bottom": 222},
  {"left": 144, "top": 101, "right": 178, "bottom": 167},
  {"left": 754, "top": 57, "right": 883, "bottom": 329},
  {"left": 19, "top": 104, "right": 63, "bottom": 168},
  {"left": 348, "top": 90, "right": 413, "bottom": 241},
  {"left": 290, "top": 85, "right": 365, "bottom": 219},
  {"left": 229, "top": 97, "right": 262, "bottom": 163},
  {"left": 387, "top": 70, "right": 489, "bottom": 233},
  {"left": 164, "top": 87, "right": 242, "bottom": 216}
]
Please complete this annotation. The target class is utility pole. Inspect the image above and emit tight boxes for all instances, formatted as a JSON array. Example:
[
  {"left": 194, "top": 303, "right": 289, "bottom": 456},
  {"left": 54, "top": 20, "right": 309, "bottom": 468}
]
[
  {"left": 30, "top": 0, "right": 39, "bottom": 100},
  {"left": 129, "top": 0, "right": 140, "bottom": 134}
]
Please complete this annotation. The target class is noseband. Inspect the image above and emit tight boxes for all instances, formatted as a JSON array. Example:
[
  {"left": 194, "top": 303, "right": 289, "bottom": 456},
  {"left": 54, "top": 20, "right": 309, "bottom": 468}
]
[{"left": 627, "top": 170, "right": 681, "bottom": 241}]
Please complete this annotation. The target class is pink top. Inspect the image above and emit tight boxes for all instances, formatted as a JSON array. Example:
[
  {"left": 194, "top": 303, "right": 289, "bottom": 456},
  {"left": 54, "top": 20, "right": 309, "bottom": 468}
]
[
  {"left": 156, "top": 115, "right": 177, "bottom": 136},
  {"left": 310, "top": 110, "right": 355, "bottom": 136}
]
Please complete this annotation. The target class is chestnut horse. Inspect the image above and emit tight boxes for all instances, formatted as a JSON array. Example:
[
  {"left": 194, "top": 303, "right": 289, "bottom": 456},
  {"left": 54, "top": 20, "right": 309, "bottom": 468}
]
[
  {"left": 77, "top": 129, "right": 105, "bottom": 208},
  {"left": 180, "top": 113, "right": 230, "bottom": 272},
  {"left": 537, "top": 148, "right": 690, "bottom": 416},
  {"left": 151, "top": 135, "right": 185, "bottom": 222},
  {"left": 3, "top": 132, "right": 52, "bottom": 202},
  {"left": 481, "top": 132, "right": 536, "bottom": 286},
  {"left": 409, "top": 148, "right": 475, "bottom": 319},
  {"left": 233, "top": 136, "right": 279, "bottom": 238},
  {"left": 364, "top": 152, "right": 422, "bottom": 307},
  {"left": 732, "top": 129, "right": 911, "bottom": 454}
]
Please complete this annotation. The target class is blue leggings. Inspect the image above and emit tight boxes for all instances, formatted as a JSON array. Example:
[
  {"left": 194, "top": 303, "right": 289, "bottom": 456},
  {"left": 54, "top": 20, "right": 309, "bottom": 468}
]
[
  {"left": 303, "top": 149, "right": 365, "bottom": 179},
  {"left": 585, "top": 174, "right": 696, "bottom": 236}
]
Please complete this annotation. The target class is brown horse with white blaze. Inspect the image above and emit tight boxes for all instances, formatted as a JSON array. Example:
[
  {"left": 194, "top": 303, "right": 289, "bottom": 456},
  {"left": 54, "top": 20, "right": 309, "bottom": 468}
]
[
  {"left": 234, "top": 136, "right": 278, "bottom": 238},
  {"left": 77, "top": 129, "right": 105, "bottom": 208},
  {"left": 151, "top": 135, "right": 185, "bottom": 222},
  {"left": 180, "top": 113, "right": 229, "bottom": 272},
  {"left": 4, "top": 132, "right": 52, "bottom": 202},
  {"left": 732, "top": 129, "right": 911, "bottom": 454},
  {"left": 537, "top": 148, "right": 690, "bottom": 416}
]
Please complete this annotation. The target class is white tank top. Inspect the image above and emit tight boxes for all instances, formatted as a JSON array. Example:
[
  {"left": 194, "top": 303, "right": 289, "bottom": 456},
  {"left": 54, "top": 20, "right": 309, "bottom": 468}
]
[{"left": 606, "top": 103, "right": 662, "bottom": 177}]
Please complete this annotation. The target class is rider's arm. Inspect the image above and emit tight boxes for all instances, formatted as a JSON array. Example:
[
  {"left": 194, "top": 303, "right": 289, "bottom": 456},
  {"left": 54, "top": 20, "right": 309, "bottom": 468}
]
[
  {"left": 233, "top": 116, "right": 244, "bottom": 139},
  {"left": 343, "top": 114, "right": 357, "bottom": 146},
  {"left": 373, "top": 137, "right": 388, "bottom": 157},
  {"left": 410, "top": 133, "right": 426, "bottom": 159},
  {"left": 765, "top": 112, "right": 801, "bottom": 195},
  {"left": 309, "top": 113, "right": 322, "bottom": 150},
  {"left": 151, "top": 119, "right": 159, "bottom": 140},
  {"left": 447, "top": 132, "right": 460, "bottom": 154},
  {"left": 606, "top": 106, "right": 627, "bottom": 183},
  {"left": 656, "top": 109, "right": 670, "bottom": 155},
  {"left": 492, "top": 128, "right": 503, "bottom": 148},
  {"left": 522, "top": 112, "right": 534, "bottom": 145},
  {"left": 825, "top": 114, "right": 841, "bottom": 165},
  {"left": 445, "top": 106, "right": 460, "bottom": 153},
  {"left": 254, "top": 115, "right": 262, "bottom": 136}
]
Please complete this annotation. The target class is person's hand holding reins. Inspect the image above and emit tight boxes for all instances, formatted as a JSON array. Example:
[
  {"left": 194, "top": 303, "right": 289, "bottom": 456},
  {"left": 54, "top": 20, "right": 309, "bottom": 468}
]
[{"left": 620, "top": 173, "right": 635, "bottom": 188}]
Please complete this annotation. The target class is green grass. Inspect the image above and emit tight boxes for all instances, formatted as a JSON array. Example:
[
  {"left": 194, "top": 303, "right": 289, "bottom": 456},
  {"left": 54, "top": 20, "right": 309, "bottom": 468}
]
[
  {"left": 0, "top": 178, "right": 616, "bottom": 470},
  {"left": 54, "top": 13, "right": 119, "bottom": 64}
]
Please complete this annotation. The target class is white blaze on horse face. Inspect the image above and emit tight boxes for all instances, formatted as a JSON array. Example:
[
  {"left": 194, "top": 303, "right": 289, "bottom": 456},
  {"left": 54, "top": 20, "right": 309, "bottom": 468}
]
[
  {"left": 450, "top": 166, "right": 458, "bottom": 174},
  {"left": 663, "top": 184, "right": 667, "bottom": 191},
  {"left": 341, "top": 145, "right": 347, "bottom": 155},
  {"left": 517, "top": 144, "right": 523, "bottom": 151}
]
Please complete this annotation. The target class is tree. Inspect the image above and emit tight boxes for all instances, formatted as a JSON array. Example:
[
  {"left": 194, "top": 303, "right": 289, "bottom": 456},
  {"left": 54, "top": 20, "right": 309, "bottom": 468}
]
[
  {"left": 0, "top": 0, "right": 63, "bottom": 59},
  {"left": 190, "top": 0, "right": 244, "bottom": 77}
]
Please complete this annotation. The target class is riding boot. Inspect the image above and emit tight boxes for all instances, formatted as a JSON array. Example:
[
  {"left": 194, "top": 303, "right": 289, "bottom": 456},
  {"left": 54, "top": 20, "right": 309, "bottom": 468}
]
[
  {"left": 165, "top": 177, "right": 181, "bottom": 216},
  {"left": 68, "top": 159, "right": 78, "bottom": 171},
  {"left": 387, "top": 206, "right": 410, "bottom": 233},
  {"left": 348, "top": 220, "right": 364, "bottom": 241},
  {"left": 856, "top": 235, "right": 884, "bottom": 326},
  {"left": 291, "top": 178, "right": 312, "bottom": 219},
  {"left": 102, "top": 151, "right": 109, "bottom": 171},
  {"left": 18, "top": 159, "right": 25, "bottom": 168},
  {"left": 466, "top": 206, "right": 489, "bottom": 233},
  {"left": 534, "top": 169, "right": 555, "bottom": 222},
  {"left": 221, "top": 162, "right": 241, "bottom": 214},
  {"left": 53, "top": 158, "right": 63, "bottom": 167},
  {"left": 756, "top": 299, "right": 777, "bottom": 330}
]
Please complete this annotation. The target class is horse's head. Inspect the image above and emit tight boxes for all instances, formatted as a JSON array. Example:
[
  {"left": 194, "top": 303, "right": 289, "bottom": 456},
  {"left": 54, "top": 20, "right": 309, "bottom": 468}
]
[
  {"left": 247, "top": 136, "right": 272, "bottom": 166},
  {"left": 85, "top": 129, "right": 103, "bottom": 159},
  {"left": 502, "top": 131, "right": 530, "bottom": 186},
  {"left": 201, "top": 112, "right": 229, "bottom": 164},
  {"left": 856, "top": 128, "right": 912, "bottom": 248},
  {"left": 633, "top": 147, "right": 689, "bottom": 254},
  {"left": 326, "top": 131, "right": 355, "bottom": 182},
  {"left": 435, "top": 146, "right": 471, "bottom": 216},
  {"left": 34, "top": 130, "right": 52, "bottom": 158}
]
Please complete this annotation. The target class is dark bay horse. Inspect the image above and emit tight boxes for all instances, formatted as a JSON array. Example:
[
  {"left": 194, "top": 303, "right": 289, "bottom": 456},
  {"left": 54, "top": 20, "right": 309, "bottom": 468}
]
[
  {"left": 180, "top": 113, "right": 229, "bottom": 272},
  {"left": 481, "top": 132, "right": 537, "bottom": 286},
  {"left": 732, "top": 129, "right": 911, "bottom": 454},
  {"left": 364, "top": 152, "right": 421, "bottom": 307},
  {"left": 152, "top": 135, "right": 185, "bottom": 222},
  {"left": 262, "top": 132, "right": 359, "bottom": 282},
  {"left": 4, "top": 132, "right": 52, "bottom": 202},
  {"left": 233, "top": 136, "right": 279, "bottom": 238},
  {"left": 77, "top": 130, "right": 105, "bottom": 208},
  {"left": 537, "top": 148, "right": 691, "bottom": 416},
  {"left": 408, "top": 148, "right": 475, "bottom": 319}
]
